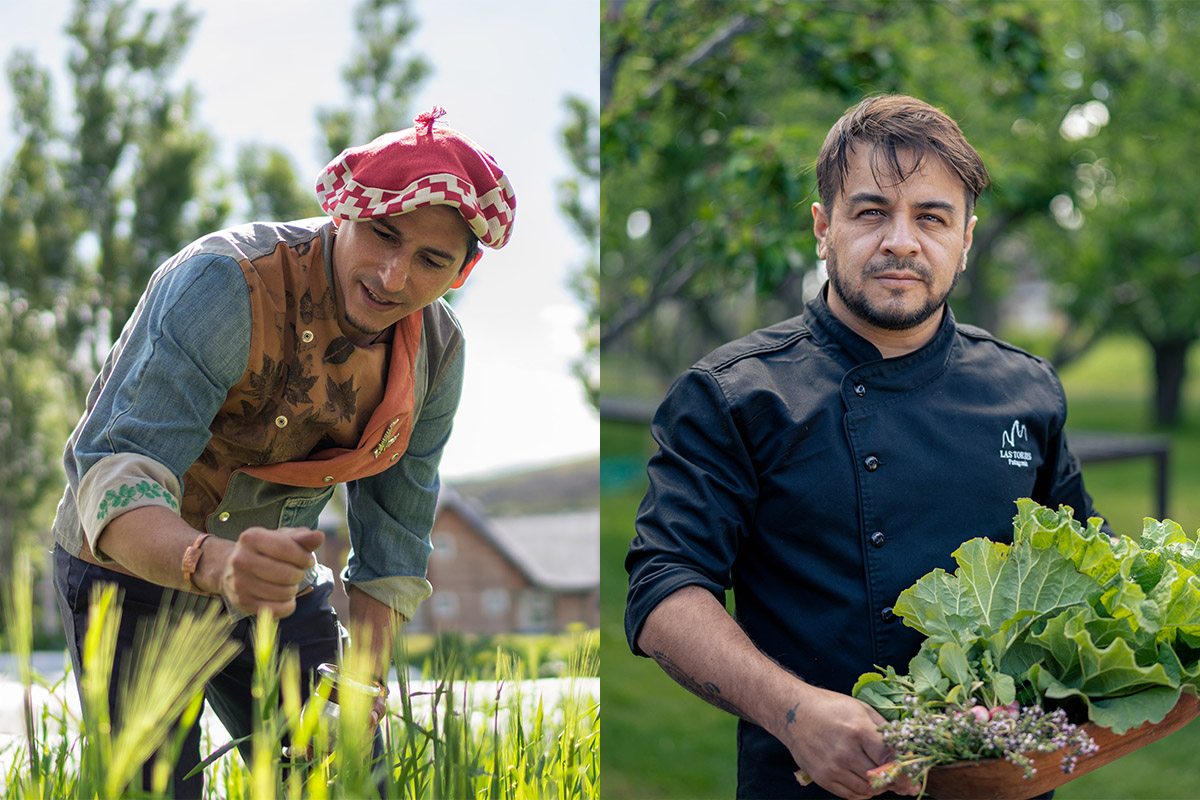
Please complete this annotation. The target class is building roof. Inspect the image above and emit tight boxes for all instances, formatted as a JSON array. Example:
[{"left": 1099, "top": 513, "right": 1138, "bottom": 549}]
[
  {"left": 488, "top": 511, "right": 599, "bottom": 590},
  {"left": 451, "top": 457, "right": 599, "bottom": 515},
  {"left": 437, "top": 486, "right": 599, "bottom": 592}
]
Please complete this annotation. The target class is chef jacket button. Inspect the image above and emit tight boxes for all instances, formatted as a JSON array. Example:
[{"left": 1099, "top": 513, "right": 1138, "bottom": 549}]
[
  {"left": 854, "top": 383, "right": 866, "bottom": 397},
  {"left": 880, "top": 606, "right": 896, "bottom": 623},
  {"left": 870, "top": 531, "right": 886, "bottom": 548},
  {"left": 218, "top": 512, "right": 231, "bottom": 522},
  {"left": 275, "top": 415, "right": 288, "bottom": 428},
  {"left": 322, "top": 475, "right": 334, "bottom": 483},
  {"left": 864, "top": 455, "right": 880, "bottom": 471},
  {"left": 301, "top": 330, "right": 315, "bottom": 343}
]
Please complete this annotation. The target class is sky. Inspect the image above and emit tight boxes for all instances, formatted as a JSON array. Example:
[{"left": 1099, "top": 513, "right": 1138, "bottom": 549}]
[{"left": 0, "top": 0, "right": 600, "bottom": 481}]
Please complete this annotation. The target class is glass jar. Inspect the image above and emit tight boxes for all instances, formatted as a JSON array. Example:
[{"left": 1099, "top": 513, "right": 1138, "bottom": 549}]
[{"left": 284, "top": 662, "right": 387, "bottom": 759}]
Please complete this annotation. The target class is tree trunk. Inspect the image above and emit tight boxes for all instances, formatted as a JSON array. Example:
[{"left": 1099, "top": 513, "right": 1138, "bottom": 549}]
[
  {"left": 962, "top": 255, "right": 1000, "bottom": 334},
  {"left": 1151, "top": 337, "right": 1192, "bottom": 427},
  {"left": 958, "top": 212, "right": 1015, "bottom": 334}
]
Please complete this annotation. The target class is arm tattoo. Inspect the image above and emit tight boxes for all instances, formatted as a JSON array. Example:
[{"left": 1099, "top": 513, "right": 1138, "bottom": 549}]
[
  {"left": 651, "top": 649, "right": 753, "bottom": 721},
  {"left": 784, "top": 701, "right": 800, "bottom": 728}
]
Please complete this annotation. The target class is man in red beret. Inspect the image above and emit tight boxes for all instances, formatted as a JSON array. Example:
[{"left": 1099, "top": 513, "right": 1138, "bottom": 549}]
[{"left": 49, "top": 108, "right": 516, "bottom": 797}]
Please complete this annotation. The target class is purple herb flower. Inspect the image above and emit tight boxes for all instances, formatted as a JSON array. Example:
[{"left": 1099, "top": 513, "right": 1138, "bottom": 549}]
[{"left": 871, "top": 699, "right": 1098, "bottom": 790}]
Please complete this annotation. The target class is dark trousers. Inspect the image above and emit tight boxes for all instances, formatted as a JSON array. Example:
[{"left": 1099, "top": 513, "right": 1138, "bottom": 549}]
[{"left": 53, "top": 544, "right": 343, "bottom": 798}]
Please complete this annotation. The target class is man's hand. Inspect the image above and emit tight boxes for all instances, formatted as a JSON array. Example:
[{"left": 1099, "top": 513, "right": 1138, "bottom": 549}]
[
  {"left": 211, "top": 526, "right": 324, "bottom": 617},
  {"left": 368, "top": 688, "right": 388, "bottom": 733},
  {"left": 347, "top": 586, "right": 398, "bottom": 742},
  {"left": 777, "top": 685, "right": 916, "bottom": 800},
  {"left": 638, "top": 586, "right": 916, "bottom": 799}
]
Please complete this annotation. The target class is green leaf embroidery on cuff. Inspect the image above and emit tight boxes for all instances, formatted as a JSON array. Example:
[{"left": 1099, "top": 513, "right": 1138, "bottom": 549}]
[{"left": 96, "top": 480, "right": 180, "bottom": 521}]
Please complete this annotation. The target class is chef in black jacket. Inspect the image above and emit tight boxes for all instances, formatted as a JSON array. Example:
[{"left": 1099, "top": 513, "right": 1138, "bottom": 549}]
[{"left": 624, "top": 95, "right": 1103, "bottom": 800}]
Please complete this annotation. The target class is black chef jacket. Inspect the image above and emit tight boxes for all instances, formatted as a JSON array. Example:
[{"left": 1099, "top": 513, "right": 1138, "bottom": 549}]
[{"left": 624, "top": 286, "right": 1101, "bottom": 799}]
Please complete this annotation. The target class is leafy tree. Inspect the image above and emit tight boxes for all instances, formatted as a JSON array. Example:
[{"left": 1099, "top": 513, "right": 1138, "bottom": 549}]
[
  {"left": 236, "top": 0, "right": 430, "bottom": 223},
  {"left": 0, "top": 290, "right": 75, "bottom": 594},
  {"left": 1032, "top": 1, "right": 1200, "bottom": 425},
  {"left": 61, "top": 0, "right": 222, "bottom": 345},
  {"left": 317, "top": 0, "right": 432, "bottom": 156},
  {"left": 0, "top": 0, "right": 224, "bottom": 576},
  {"left": 237, "top": 143, "right": 322, "bottom": 222},
  {"left": 599, "top": 1, "right": 1098, "bottom": 384},
  {"left": 1, "top": 0, "right": 221, "bottom": 377},
  {"left": 559, "top": 95, "right": 600, "bottom": 408}
]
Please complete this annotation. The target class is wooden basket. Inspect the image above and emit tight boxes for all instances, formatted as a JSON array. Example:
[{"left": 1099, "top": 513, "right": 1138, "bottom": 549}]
[{"left": 922, "top": 693, "right": 1200, "bottom": 800}]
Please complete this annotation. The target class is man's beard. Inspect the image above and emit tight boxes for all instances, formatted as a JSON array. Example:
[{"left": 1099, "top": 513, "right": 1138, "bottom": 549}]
[
  {"left": 826, "top": 246, "right": 962, "bottom": 331},
  {"left": 343, "top": 309, "right": 381, "bottom": 340}
]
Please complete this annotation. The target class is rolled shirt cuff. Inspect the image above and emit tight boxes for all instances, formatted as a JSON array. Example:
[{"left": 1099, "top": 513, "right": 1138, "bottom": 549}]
[
  {"left": 77, "top": 453, "right": 183, "bottom": 562},
  {"left": 346, "top": 574, "right": 433, "bottom": 623}
]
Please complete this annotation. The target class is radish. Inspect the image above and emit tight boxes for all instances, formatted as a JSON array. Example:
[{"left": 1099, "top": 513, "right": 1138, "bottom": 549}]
[{"left": 989, "top": 702, "right": 1020, "bottom": 719}]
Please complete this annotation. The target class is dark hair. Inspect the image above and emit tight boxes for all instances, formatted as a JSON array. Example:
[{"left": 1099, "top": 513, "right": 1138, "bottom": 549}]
[
  {"left": 461, "top": 232, "right": 480, "bottom": 271},
  {"left": 816, "top": 95, "right": 990, "bottom": 218}
]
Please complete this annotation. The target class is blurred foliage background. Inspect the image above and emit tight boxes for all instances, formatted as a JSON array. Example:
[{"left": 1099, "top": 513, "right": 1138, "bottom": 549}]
[{"left": 598, "top": 0, "right": 1200, "bottom": 425}]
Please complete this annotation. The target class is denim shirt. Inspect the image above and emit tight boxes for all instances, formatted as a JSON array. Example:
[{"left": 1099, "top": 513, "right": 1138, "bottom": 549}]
[{"left": 51, "top": 219, "right": 464, "bottom": 621}]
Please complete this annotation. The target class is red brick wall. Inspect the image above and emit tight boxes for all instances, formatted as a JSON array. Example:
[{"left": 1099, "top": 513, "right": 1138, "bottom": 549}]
[
  {"left": 414, "top": 508, "right": 599, "bottom": 634},
  {"left": 422, "top": 508, "right": 528, "bottom": 633}
]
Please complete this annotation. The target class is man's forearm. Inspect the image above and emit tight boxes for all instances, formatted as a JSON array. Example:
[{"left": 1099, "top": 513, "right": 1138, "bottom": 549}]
[
  {"left": 95, "top": 505, "right": 232, "bottom": 594},
  {"left": 97, "top": 507, "right": 324, "bottom": 617},
  {"left": 348, "top": 585, "right": 400, "bottom": 680},
  {"left": 637, "top": 584, "right": 809, "bottom": 737},
  {"left": 638, "top": 584, "right": 904, "bottom": 798}
]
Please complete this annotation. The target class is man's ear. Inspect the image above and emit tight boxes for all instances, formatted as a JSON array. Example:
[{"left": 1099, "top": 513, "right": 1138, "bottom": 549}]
[
  {"left": 812, "top": 202, "right": 830, "bottom": 260},
  {"left": 963, "top": 214, "right": 977, "bottom": 255},
  {"left": 450, "top": 252, "right": 483, "bottom": 290}
]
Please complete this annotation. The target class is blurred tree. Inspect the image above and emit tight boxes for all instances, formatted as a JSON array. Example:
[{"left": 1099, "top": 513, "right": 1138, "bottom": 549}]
[
  {"left": 236, "top": 0, "right": 430, "bottom": 223},
  {"left": 559, "top": 95, "right": 600, "bottom": 408},
  {"left": 62, "top": 0, "right": 222, "bottom": 345},
  {"left": 599, "top": 0, "right": 1097, "bottom": 386},
  {"left": 0, "top": 0, "right": 224, "bottom": 573},
  {"left": 0, "top": 291, "right": 75, "bottom": 597},
  {"left": 317, "top": 0, "right": 432, "bottom": 156},
  {"left": 237, "top": 143, "right": 322, "bottom": 221},
  {"left": 1033, "top": 1, "right": 1200, "bottom": 425},
  {"left": 0, "top": 0, "right": 221, "bottom": 379}
]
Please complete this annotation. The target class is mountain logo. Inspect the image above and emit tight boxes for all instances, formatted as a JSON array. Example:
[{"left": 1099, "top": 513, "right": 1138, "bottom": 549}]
[{"left": 1000, "top": 420, "right": 1032, "bottom": 468}]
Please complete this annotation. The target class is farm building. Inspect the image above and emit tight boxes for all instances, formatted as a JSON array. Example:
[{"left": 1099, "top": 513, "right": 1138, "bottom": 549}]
[
  {"left": 408, "top": 487, "right": 599, "bottom": 634},
  {"left": 319, "top": 458, "right": 599, "bottom": 634}
]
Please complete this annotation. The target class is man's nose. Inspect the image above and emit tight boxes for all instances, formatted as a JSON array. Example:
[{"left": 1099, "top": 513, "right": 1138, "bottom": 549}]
[
  {"left": 378, "top": 252, "right": 410, "bottom": 292},
  {"left": 880, "top": 217, "right": 920, "bottom": 259}
]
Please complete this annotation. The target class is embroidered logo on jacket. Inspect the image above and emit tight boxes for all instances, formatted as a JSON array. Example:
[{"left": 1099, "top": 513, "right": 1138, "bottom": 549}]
[{"left": 1000, "top": 420, "right": 1033, "bottom": 468}]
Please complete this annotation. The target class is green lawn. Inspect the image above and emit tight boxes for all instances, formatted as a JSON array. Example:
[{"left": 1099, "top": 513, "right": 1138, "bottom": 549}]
[{"left": 600, "top": 334, "right": 1200, "bottom": 800}]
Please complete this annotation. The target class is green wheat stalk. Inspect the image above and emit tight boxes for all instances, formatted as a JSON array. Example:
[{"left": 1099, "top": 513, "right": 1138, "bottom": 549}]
[
  {"left": 0, "top": 580, "right": 600, "bottom": 800},
  {"left": 2, "top": 551, "right": 36, "bottom": 784},
  {"left": 98, "top": 591, "right": 239, "bottom": 797}
]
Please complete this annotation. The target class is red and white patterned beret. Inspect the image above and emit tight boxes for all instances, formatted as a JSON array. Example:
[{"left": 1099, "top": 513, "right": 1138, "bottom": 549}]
[{"left": 315, "top": 108, "right": 516, "bottom": 249}]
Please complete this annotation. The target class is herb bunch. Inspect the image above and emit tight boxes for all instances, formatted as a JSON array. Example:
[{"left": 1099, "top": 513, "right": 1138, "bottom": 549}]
[{"left": 869, "top": 695, "right": 1099, "bottom": 791}]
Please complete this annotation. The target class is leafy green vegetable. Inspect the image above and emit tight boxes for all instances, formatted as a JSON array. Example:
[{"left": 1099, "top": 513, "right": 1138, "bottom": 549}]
[{"left": 853, "top": 500, "right": 1200, "bottom": 734}]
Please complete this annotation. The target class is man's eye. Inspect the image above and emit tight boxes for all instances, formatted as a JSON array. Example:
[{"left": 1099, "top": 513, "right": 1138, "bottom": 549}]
[
  {"left": 373, "top": 227, "right": 396, "bottom": 241},
  {"left": 859, "top": 209, "right": 883, "bottom": 218}
]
